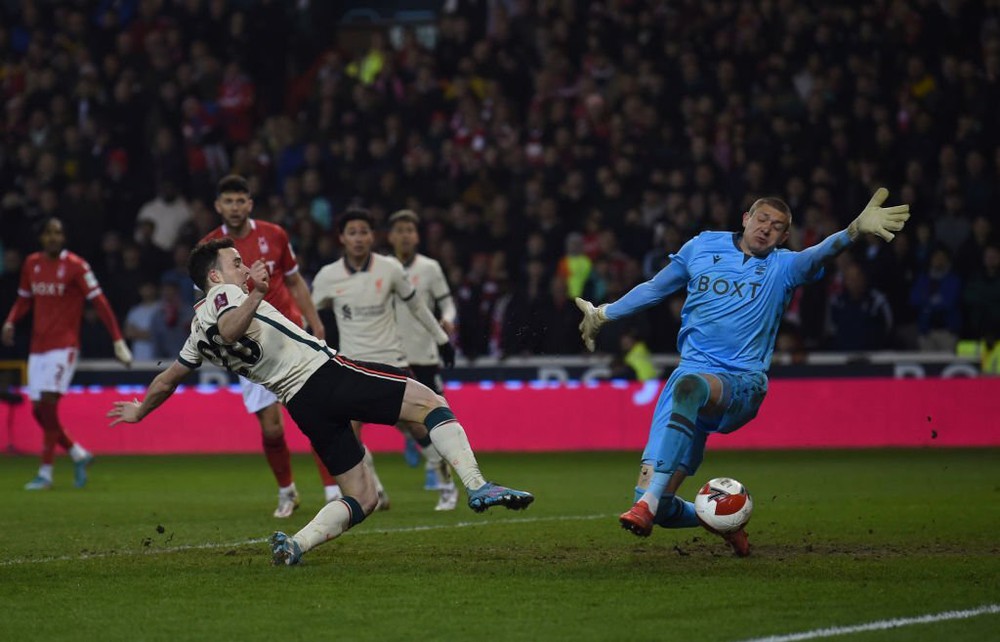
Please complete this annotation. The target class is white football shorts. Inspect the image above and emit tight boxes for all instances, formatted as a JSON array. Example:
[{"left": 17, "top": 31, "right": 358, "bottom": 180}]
[
  {"left": 26, "top": 348, "right": 79, "bottom": 400},
  {"left": 238, "top": 375, "right": 279, "bottom": 414}
]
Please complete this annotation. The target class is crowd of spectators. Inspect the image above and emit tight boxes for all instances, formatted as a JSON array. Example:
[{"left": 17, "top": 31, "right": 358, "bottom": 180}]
[{"left": 1, "top": 0, "right": 999, "bottom": 364}]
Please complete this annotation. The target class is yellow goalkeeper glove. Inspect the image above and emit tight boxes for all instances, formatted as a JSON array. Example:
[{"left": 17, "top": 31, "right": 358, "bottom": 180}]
[
  {"left": 848, "top": 187, "right": 911, "bottom": 242},
  {"left": 575, "top": 297, "right": 608, "bottom": 353}
]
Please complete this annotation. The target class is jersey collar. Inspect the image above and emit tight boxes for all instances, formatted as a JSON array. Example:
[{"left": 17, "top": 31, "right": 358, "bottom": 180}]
[
  {"left": 221, "top": 219, "right": 256, "bottom": 237},
  {"left": 345, "top": 254, "right": 372, "bottom": 274}
]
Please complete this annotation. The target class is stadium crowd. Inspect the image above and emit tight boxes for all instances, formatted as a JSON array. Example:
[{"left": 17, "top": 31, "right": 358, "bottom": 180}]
[{"left": 1, "top": 0, "right": 998, "bottom": 364}]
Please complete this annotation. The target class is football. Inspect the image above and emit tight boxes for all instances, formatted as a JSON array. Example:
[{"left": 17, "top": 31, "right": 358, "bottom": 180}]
[{"left": 694, "top": 477, "right": 753, "bottom": 534}]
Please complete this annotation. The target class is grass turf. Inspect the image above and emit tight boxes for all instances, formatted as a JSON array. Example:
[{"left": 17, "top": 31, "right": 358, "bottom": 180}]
[{"left": 1, "top": 449, "right": 998, "bottom": 641}]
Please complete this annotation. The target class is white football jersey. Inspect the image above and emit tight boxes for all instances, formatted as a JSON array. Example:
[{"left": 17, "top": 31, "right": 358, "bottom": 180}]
[
  {"left": 311, "top": 253, "right": 413, "bottom": 366},
  {"left": 178, "top": 283, "right": 334, "bottom": 404},
  {"left": 395, "top": 254, "right": 456, "bottom": 365}
]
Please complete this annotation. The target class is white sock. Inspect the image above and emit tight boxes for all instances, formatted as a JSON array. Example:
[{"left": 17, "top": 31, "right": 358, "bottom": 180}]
[
  {"left": 324, "top": 484, "right": 343, "bottom": 502},
  {"left": 69, "top": 444, "right": 89, "bottom": 462},
  {"left": 38, "top": 464, "right": 53, "bottom": 480},
  {"left": 424, "top": 443, "right": 443, "bottom": 468},
  {"left": 362, "top": 447, "right": 384, "bottom": 493},
  {"left": 639, "top": 491, "right": 660, "bottom": 515},
  {"left": 279, "top": 482, "right": 297, "bottom": 495},
  {"left": 293, "top": 499, "right": 354, "bottom": 553},
  {"left": 428, "top": 421, "right": 486, "bottom": 491}
]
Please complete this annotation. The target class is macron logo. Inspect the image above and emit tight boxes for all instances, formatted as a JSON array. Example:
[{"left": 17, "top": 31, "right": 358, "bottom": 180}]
[{"left": 713, "top": 255, "right": 722, "bottom": 264}]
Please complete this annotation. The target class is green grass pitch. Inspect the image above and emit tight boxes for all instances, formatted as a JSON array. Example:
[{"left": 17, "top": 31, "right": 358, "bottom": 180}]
[{"left": 1, "top": 449, "right": 998, "bottom": 641}]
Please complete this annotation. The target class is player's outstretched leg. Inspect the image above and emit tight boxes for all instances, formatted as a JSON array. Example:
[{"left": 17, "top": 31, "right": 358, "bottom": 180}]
[
  {"left": 415, "top": 405, "right": 534, "bottom": 513},
  {"left": 621, "top": 374, "right": 710, "bottom": 537},
  {"left": 269, "top": 531, "right": 303, "bottom": 566},
  {"left": 270, "top": 458, "right": 379, "bottom": 566}
]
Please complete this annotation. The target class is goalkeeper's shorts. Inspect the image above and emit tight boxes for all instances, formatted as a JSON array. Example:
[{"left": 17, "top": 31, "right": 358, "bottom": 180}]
[{"left": 641, "top": 367, "right": 768, "bottom": 473}]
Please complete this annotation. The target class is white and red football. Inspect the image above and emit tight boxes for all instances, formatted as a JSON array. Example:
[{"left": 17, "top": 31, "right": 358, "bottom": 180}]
[{"left": 694, "top": 477, "right": 753, "bottom": 534}]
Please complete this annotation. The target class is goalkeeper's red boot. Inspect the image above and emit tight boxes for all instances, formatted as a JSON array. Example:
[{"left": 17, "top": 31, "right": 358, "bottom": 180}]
[
  {"left": 619, "top": 500, "right": 654, "bottom": 537},
  {"left": 722, "top": 527, "right": 751, "bottom": 557}
]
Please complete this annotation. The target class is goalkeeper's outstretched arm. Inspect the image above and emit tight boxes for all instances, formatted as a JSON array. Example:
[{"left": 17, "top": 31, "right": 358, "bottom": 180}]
[
  {"left": 789, "top": 187, "right": 910, "bottom": 283},
  {"left": 575, "top": 258, "right": 689, "bottom": 352}
]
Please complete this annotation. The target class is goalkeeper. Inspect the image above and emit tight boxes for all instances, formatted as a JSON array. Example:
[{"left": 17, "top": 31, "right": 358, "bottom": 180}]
[{"left": 575, "top": 189, "right": 909, "bottom": 556}]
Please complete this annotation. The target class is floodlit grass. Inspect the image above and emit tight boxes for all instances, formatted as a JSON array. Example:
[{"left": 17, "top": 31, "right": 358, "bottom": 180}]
[{"left": 1, "top": 449, "right": 998, "bottom": 641}]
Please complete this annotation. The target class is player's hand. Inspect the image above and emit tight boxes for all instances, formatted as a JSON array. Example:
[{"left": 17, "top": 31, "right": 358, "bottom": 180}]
[
  {"left": 113, "top": 339, "right": 133, "bottom": 367},
  {"left": 248, "top": 260, "right": 270, "bottom": 294},
  {"left": 848, "top": 187, "right": 910, "bottom": 242},
  {"left": 440, "top": 319, "right": 456, "bottom": 336},
  {"left": 310, "top": 322, "right": 326, "bottom": 341},
  {"left": 107, "top": 398, "right": 142, "bottom": 426},
  {"left": 1, "top": 322, "right": 13, "bottom": 347},
  {"left": 575, "top": 297, "right": 608, "bottom": 352},
  {"left": 438, "top": 340, "right": 456, "bottom": 368}
]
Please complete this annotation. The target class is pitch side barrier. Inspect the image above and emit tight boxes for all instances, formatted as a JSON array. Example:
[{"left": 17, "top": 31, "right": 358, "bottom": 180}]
[
  {"left": 58, "top": 351, "right": 986, "bottom": 386},
  {"left": 1, "top": 353, "right": 995, "bottom": 454}
]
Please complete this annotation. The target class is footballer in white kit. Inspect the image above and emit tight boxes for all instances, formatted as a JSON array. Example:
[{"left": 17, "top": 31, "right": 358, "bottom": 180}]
[
  {"left": 107, "top": 237, "right": 534, "bottom": 566},
  {"left": 388, "top": 209, "right": 459, "bottom": 509},
  {"left": 311, "top": 208, "right": 457, "bottom": 509}
]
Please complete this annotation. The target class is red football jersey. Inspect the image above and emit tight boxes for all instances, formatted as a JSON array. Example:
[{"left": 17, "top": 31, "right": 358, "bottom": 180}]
[
  {"left": 17, "top": 250, "right": 103, "bottom": 353},
  {"left": 200, "top": 220, "right": 303, "bottom": 326}
]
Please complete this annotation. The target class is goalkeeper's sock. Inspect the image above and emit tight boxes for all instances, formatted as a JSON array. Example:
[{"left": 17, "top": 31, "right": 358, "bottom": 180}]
[
  {"left": 653, "top": 495, "right": 699, "bottom": 529},
  {"left": 262, "top": 434, "right": 293, "bottom": 487},
  {"left": 639, "top": 374, "right": 709, "bottom": 515},
  {"left": 293, "top": 496, "right": 366, "bottom": 553},
  {"left": 424, "top": 410, "right": 486, "bottom": 491}
]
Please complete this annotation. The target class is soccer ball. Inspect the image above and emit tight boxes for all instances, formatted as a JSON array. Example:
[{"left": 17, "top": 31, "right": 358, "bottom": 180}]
[{"left": 694, "top": 477, "right": 753, "bottom": 534}]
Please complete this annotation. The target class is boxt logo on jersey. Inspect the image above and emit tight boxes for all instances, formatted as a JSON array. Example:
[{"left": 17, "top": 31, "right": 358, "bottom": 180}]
[
  {"left": 32, "top": 282, "right": 67, "bottom": 296},
  {"left": 695, "top": 275, "right": 763, "bottom": 299}
]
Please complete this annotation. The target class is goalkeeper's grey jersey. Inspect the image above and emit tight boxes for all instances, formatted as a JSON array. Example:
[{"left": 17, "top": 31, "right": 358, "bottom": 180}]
[
  {"left": 311, "top": 253, "right": 411, "bottom": 366},
  {"left": 395, "top": 254, "right": 455, "bottom": 366}
]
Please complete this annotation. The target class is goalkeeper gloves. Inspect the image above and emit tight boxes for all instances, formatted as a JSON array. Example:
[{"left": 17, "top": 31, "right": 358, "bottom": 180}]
[
  {"left": 113, "top": 339, "right": 133, "bottom": 367},
  {"left": 848, "top": 187, "right": 910, "bottom": 242},
  {"left": 575, "top": 297, "right": 608, "bottom": 353}
]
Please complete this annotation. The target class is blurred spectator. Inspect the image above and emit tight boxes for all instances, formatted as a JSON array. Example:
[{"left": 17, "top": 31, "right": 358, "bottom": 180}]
[
  {"left": 609, "top": 329, "right": 658, "bottom": 381},
  {"left": 160, "top": 244, "right": 195, "bottom": 306},
  {"left": 956, "top": 215, "right": 996, "bottom": 279},
  {"left": 151, "top": 281, "right": 194, "bottom": 358},
  {"left": 963, "top": 245, "right": 1000, "bottom": 342},
  {"left": 910, "top": 248, "right": 963, "bottom": 352},
  {"left": 78, "top": 309, "right": 116, "bottom": 359},
  {"left": 1, "top": 1, "right": 998, "bottom": 357},
  {"left": 135, "top": 178, "right": 192, "bottom": 252},
  {"left": 557, "top": 232, "right": 591, "bottom": 299},
  {"left": 124, "top": 282, "right": 160, "bottom": 361},
  {"left": 535, "top": 276, "right": 584, "bottom": 355},
  {"left": 827, "top": 263, "right": 893, "bottom": 351}
]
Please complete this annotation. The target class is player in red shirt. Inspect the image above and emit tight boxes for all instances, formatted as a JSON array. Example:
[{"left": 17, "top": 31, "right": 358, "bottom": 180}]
[
  {"left": 2, "top": 218, "right": 132, "bottom": 490},
  {"left": 200, "top": 175, "right": 338, "bottom": 518}
]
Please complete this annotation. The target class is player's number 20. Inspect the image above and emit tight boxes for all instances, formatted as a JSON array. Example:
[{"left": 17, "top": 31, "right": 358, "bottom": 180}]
[{"left": 198, "top": 326, "right": 262, "bottom": 368}]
